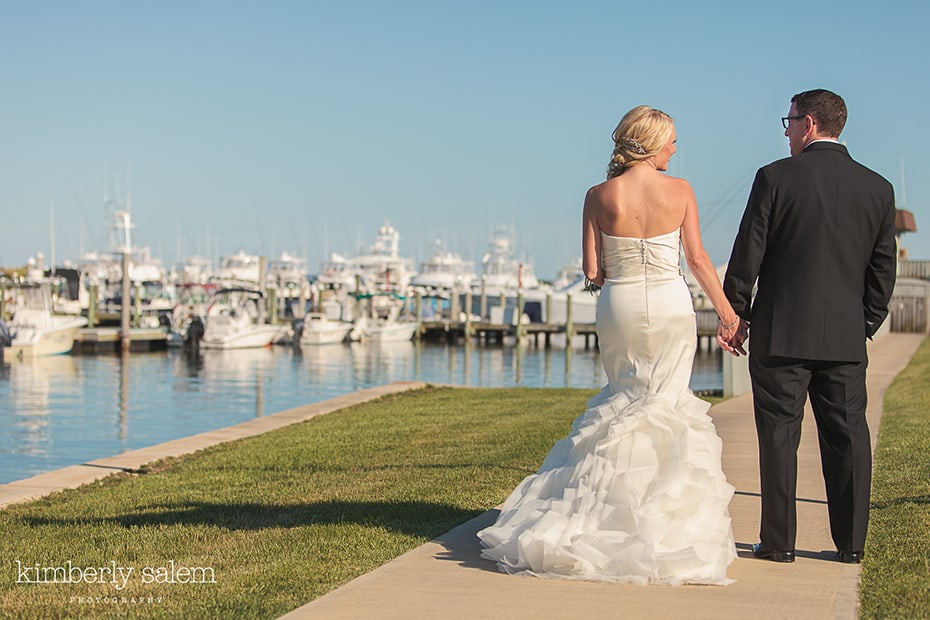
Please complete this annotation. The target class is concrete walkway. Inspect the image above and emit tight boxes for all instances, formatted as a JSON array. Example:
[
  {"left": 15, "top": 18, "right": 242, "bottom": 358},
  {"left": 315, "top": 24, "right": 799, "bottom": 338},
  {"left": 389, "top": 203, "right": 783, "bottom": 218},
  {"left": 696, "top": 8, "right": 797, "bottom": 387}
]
[{"left": 279, "top": 332, "right": 925, "bottom": 620}]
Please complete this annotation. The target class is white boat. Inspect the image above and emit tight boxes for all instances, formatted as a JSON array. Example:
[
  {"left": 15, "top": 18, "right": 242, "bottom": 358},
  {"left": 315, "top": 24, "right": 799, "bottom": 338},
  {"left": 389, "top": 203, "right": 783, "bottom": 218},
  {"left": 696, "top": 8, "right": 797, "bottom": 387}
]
[
  {"left": 299, "top": 312, "right": 353, "bottom": 345},
  {"left": 476, "top": 226, "right": 540, "bottom": 294},
  {"left": 214, "top": 251, "right": 261, "bottom": 285},
  {"left": 367, "top": 320, "right": 418, "bottom": 342},
  {"left": 411, "top": 239, "right": 476, "bottom": 291},
  {"left": 4, "top": 282, "right": 87, "bottom": 359},
  {"left": 168, "top": 282, "right": 219, "bottom": 347},
  {"left": 76, "top": 210, "right": 172, "bottom": 324},
  {"left": 552, "top": 257, "right": 584, "bottom": 291},
  {"left": 348, "top": 289, "right": 418, "bottom": 343},
  {"left": 349, "top": 316, "right": 419, "bottom": 343},
  {"left": 353, "top": 220, "right": 416, "bottom": 293},
  {"left": 202, "top": 287, "right": 283, "bottom": 349},
  {"left": 267, "top": 251, "right": 309, "bottom": 290},
  {"left": 267, "top": 251, "right": 312, "bottom": 319},
  {"left": 516, "top": 282, "right": 598, "bottom": 324},
  {"left": 175, "top": 254, "right": 214, "bottom": 284},
  {"left": 316, "top": 252, "right": 358, "bottom": 291},
  {"left": 318, "top": 220, "right": 416, "bottom": 294},
  {"left": 462, "top": 273, "right": 596, "bottom": 326}
]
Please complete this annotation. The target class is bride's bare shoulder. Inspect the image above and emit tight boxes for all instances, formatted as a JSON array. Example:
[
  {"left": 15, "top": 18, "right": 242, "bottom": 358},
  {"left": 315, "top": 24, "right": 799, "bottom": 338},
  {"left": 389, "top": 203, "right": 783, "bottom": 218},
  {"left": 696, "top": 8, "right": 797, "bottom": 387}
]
[
  {"left": 661, "top": 173, "right": 691, "bottom": 187},
  {"left": 661, "top": 174, "right": 696, "bottom": 197},
  {"left": 589, "top": 175, "right": 627, "bottom": 196}
]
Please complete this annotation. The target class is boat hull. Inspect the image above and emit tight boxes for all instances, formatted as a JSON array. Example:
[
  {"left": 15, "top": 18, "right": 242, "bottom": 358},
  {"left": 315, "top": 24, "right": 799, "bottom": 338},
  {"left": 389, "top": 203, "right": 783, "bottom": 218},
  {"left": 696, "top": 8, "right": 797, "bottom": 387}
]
[
  {"left": 365, "top": 322, "right": 418, "bottom": 343},
  {"left": 6, "top": 316, "right": 88, "bottom": 359},
  {"left": 300, "top": 326, "right": 352, "bottom": 345},
  {"left": 201, "top": 325, "right": 282, "bottom": 349},
  {"left": 299, "top": 313, "right": 353, "bottom": 345}
]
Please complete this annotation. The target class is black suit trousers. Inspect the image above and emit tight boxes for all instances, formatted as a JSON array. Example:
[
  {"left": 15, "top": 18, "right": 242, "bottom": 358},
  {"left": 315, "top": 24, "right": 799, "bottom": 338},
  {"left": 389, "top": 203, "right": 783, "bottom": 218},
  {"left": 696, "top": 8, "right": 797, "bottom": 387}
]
[{"left": 749, "top": 354, "right": 871, "bottom": 553}]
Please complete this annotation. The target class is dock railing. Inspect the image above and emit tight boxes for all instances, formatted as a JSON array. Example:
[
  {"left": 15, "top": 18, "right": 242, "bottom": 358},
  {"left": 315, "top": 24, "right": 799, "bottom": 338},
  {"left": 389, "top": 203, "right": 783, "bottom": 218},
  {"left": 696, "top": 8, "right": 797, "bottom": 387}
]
[
  {"left": 898, "top": 259, "right": 930, "bottom": 280},
  {"left": 889, "top": 277, "right": 930, "bottom": 334},
  {"left": 417, "top": 289, "right": 722, "bottom": 350}
]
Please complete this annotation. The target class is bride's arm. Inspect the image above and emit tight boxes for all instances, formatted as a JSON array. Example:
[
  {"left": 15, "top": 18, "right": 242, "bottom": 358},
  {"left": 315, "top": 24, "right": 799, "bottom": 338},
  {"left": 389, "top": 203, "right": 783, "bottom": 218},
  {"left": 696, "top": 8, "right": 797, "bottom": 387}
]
[
  {"left": 679, "top": 182, "right": 738, "bottom": 329},
  {"left": 582, "top": 189, "right": 605, "bottom": 286}
]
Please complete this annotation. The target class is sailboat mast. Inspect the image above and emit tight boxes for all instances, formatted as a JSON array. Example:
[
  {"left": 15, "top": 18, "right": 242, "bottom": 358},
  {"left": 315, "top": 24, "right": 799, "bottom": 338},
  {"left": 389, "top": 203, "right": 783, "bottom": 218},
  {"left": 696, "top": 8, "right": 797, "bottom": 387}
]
[{"left": 49, "top": 200, "right": 55, "bottom": 276}]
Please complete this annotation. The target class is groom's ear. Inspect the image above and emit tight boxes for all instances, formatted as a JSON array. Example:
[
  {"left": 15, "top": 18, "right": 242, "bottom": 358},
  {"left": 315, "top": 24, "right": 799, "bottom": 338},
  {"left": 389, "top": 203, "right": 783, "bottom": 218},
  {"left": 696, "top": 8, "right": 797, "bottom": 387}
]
[{"left": 804, "top": 115, "right": 821, "bottom": 140}]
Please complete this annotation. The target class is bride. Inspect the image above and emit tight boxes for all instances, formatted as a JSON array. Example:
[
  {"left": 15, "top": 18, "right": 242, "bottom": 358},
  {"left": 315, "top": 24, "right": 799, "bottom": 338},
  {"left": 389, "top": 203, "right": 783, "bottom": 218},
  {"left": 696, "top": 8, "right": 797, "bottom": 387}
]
[{"left": 477, "top": 106, "right": 741, "bottom": 585}]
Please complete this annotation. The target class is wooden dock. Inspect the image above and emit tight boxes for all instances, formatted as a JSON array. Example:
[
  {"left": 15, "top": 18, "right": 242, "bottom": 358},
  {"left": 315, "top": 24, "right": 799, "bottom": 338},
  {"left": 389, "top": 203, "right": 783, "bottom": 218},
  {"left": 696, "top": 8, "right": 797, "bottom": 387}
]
[
  {"left": 418, "top": 309, "right": 721, "bottom": 350},
  {"left": 73, "top": 327, "right": 170, "bottom": 354},
  {"left": 419, "top": 320, "right": 600, "bottom": 348}
]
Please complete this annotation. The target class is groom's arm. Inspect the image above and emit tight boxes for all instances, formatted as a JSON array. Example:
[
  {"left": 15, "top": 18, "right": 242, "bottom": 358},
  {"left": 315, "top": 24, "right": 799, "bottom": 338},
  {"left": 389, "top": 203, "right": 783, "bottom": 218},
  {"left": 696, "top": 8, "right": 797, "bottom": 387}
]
[
  {"left": 863, "top": 185, "right": 897, "bottom": 338},
  {"left": 723, "top": 168, "right": 772, "bottom": 320}
]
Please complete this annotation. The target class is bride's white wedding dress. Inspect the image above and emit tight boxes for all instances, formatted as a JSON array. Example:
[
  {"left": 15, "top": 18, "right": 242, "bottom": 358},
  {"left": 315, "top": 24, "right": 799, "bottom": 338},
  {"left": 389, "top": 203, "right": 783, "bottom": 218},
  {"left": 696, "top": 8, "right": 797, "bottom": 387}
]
[{"left": 477, "top": 229, "right": 736, "bottom": 585}]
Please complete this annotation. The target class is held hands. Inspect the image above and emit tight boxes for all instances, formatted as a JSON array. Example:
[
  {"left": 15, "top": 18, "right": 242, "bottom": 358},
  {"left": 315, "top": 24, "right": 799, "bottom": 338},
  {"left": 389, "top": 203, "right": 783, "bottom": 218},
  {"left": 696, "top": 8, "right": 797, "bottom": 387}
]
[
  {"left": 716, "top": 318, "right": 749, "bottom": 357},
  {"left": 583, "top": 277, "right": 602, "bottom": 295}
]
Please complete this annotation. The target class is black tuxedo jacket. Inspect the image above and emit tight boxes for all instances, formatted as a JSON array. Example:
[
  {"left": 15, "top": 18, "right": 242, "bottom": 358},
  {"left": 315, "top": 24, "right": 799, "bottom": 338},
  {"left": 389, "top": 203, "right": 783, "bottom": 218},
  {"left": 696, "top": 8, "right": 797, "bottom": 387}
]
[{"left": 723, "top": 141, "right": 897, "bottom": 362}]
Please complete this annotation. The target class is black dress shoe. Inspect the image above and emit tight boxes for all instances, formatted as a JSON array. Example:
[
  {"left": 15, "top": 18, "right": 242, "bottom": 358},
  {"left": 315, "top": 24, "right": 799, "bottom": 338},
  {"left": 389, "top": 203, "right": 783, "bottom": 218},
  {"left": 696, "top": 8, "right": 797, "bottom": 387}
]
[
  {"left": 752, "top": 543, "right": 795, "bottom": 563},
  {"left": 837, "top": 550, "right": 864, "bottom": 564}
]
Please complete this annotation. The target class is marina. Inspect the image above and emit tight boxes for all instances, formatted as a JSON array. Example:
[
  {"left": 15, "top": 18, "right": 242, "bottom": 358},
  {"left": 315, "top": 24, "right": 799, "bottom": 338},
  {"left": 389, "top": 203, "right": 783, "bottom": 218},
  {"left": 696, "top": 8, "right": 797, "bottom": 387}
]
[{"left": 3, "top": 205, "right": 924, "bottom": 490}]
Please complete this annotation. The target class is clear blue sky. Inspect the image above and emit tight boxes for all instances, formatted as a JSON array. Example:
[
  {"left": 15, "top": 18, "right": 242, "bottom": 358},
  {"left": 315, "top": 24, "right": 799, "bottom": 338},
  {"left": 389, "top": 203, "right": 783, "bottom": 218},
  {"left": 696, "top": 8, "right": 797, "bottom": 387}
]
[{"left": 3, "top": 1, "right": 928, "bottom": 280}]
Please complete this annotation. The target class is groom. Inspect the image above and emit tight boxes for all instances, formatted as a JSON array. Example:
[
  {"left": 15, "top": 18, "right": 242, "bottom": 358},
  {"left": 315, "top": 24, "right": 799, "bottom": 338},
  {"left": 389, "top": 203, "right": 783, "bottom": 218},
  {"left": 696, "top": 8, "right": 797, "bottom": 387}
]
[{"left": 721, "top": 89, "right": 897, "bottom": 563}]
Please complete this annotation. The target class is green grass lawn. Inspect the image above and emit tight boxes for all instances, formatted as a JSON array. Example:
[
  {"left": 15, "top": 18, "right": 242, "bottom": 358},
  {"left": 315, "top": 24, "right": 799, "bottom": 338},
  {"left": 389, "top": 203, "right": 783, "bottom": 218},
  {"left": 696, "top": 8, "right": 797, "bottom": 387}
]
[
  {"left": 860, "top": 336, "right": 930, "bottom": 619},
  {"left": 1, "top": 386, "right": 597, "bottom": 619}
]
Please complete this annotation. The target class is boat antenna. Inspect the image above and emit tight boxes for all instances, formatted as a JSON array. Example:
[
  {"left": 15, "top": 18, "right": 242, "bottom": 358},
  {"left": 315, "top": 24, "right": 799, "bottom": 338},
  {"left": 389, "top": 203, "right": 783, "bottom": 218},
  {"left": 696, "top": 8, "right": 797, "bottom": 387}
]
[{"left": 50, "top": 199, "right": 55, "bottom": 276}]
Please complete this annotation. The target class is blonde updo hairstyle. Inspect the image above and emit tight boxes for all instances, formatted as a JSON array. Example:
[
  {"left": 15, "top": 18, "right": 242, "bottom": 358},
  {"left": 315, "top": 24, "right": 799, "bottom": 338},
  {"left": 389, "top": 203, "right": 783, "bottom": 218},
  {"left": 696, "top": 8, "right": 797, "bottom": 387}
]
[{"left": 607, "top": 105, "right": 674, "bottom": 179}]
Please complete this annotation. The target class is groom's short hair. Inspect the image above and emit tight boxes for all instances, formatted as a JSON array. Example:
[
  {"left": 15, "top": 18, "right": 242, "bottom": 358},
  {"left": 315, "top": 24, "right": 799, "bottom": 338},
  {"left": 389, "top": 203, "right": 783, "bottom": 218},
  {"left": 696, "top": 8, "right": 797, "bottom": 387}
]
[{"left": 792, "top": 89, "right": 847, "bottom": 138}]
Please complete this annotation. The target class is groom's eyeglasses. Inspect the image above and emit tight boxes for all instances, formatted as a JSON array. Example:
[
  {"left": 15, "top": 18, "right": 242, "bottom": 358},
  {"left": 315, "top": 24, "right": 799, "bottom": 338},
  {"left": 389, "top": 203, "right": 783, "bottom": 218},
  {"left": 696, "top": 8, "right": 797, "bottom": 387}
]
[{"left": 781, "top": 116, "right": 805, "bottom": 129}]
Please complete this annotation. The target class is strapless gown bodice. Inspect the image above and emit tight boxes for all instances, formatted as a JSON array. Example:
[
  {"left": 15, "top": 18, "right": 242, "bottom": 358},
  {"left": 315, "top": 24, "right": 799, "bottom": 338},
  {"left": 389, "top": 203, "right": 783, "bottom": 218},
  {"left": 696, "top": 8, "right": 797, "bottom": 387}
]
[
  {"left": 600, "top": 228, "right": 683, "bottom": 281},
  {"left": 477, "top": 227, "right": 736, "bottom": 585}
]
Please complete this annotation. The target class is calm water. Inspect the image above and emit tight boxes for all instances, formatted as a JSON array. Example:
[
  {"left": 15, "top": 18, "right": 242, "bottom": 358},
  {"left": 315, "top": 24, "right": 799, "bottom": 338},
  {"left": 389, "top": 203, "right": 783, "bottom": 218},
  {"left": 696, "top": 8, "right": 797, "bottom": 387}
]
[{"left": 0, "top": 341, "right": 722, "bottom": 484}]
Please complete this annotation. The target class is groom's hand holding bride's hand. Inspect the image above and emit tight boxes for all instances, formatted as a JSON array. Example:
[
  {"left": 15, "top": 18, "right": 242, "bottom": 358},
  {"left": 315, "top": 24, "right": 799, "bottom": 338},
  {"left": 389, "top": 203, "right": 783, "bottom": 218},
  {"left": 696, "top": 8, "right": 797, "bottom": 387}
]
[
  {"left": 716, "top": 322, "right": 737, "bottom": 355},
  {"left": 716, "top": 318, "right": 749, "bottom": 357},
  {"left": 729, "top": 319, "right": 749, "bottom": 356}
]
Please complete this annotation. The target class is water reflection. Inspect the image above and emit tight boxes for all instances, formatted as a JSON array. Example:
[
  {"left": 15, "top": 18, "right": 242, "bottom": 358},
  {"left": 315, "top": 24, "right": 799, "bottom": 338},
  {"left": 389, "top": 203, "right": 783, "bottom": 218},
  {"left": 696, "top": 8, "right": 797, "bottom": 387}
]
[
  {"left": 199, "top": 348, "right": 274, "bottom": 418},
  {"left": 4, "top": 356, "right": 80, "bottom": 460},
  {"left": 119, "top": 352, "right": 129, "bottom": 441},
  {"left": 0, "top": 342, "right": 721, "bottom": 484}
]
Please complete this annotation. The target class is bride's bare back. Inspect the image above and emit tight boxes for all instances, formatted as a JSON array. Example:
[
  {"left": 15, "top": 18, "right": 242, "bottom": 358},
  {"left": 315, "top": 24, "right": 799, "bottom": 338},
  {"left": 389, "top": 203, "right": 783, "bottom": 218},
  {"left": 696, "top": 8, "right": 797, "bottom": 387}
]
[{"left": 587, "top": 164, "right": 692, "bottom": 239}]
